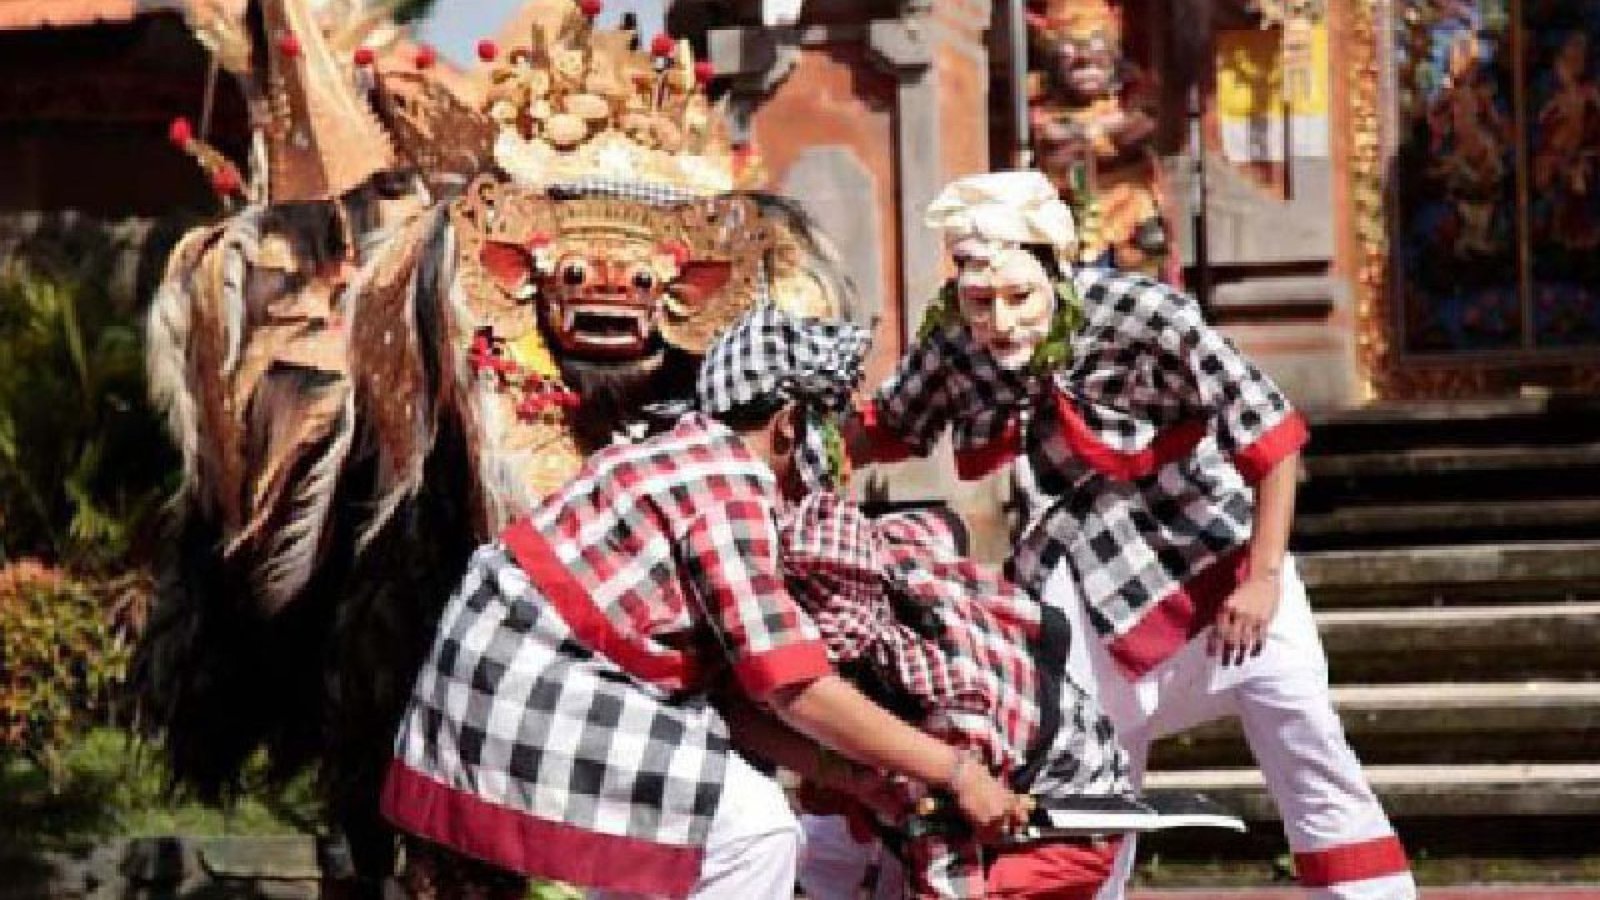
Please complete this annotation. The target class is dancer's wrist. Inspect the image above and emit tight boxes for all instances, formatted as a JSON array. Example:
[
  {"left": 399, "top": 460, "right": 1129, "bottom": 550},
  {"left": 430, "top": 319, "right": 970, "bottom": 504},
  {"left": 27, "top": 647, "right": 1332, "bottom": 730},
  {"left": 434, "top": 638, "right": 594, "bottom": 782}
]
[{"left": 942, "top": 748, "right": 974, "bottom": 793}]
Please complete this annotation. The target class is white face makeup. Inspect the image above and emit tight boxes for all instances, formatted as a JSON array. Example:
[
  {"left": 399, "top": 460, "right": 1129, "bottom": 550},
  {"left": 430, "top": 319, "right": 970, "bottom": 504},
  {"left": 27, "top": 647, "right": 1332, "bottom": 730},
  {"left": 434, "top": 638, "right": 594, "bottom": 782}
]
[{"left": 952, "top": 240, "right": 1055, "bottom": 371}]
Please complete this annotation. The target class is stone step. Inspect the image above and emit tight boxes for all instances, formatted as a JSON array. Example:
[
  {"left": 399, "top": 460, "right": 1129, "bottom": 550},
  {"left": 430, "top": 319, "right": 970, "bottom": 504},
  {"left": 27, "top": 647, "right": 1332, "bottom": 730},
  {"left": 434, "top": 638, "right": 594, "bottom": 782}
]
[
  {"left": 1297, "top": 541, "right": 1600, "bottom": 608},
  {"left": 1143, "top": 763, "right": 1600, "bottom": 820},
  {"left": 1316, "top": 602, "right": 1600, "bottom": 682},
  {"left": 1150, "top": 681, "right": 1600, "bottom": 769},
  {"left": 1294, "top": 498, "right": 1600, "bottom": 547},
  {"left": 1304, "top": 442, "right": 1600, "bottom": 480},
  {"left": 1305, "top": 395, "right": 1600, "bottom": 456}
]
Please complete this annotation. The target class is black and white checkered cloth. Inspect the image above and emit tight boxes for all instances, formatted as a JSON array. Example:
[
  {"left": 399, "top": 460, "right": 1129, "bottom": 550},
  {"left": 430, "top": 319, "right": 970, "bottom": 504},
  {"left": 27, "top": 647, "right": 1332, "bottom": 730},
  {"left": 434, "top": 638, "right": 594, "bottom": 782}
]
[
  {"left": 871, "top": 269, "right": 1306, "bottom": 674},
  {"left": 694, "top": 305, "right": 871, "bottom": 489},
  {"left": 546, "top": 178, "right": 704, "bottom": 206},
  {"left": 389, "top": 545, "right": 728, "bottom": 874},
  {"left": 696, "top": 304, "right": 870, "bottom": 416}
]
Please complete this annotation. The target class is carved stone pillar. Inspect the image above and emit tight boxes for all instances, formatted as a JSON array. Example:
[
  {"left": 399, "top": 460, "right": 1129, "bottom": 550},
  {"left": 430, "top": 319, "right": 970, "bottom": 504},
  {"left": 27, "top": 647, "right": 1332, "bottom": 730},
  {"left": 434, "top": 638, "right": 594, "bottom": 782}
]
[{"left": 709, "top": 0, "right": 1007, "bottom": 556}]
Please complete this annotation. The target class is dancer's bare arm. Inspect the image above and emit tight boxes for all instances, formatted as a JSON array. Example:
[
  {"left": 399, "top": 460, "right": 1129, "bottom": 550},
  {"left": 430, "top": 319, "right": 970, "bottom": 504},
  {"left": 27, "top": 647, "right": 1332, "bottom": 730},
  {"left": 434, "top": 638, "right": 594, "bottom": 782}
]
[
  {"left": 1211, "top": 451, "right": 1299, "bottom": 666},
  {"left": 768, "top": 674, "right": 1028, "bottom": 841}
]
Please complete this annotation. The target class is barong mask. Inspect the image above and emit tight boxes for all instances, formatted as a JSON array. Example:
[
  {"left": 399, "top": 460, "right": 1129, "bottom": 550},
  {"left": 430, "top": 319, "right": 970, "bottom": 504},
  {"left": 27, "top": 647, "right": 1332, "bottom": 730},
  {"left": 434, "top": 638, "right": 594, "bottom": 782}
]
[{"left": 463, "top": 185, "right": 777, "bottom": 364}]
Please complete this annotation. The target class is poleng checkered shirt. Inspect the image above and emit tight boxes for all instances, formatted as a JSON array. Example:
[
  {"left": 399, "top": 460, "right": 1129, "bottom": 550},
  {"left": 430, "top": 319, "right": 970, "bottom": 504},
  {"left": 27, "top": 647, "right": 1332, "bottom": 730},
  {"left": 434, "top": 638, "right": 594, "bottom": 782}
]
[{"left": 865, "top": 268, "right": 1309, "bottom": 676}]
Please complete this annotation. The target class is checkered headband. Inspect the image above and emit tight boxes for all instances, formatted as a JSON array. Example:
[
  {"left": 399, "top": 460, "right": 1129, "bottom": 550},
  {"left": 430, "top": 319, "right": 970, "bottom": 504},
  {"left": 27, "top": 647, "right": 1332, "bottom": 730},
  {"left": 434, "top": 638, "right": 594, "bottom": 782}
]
[
  {"left": 697, "top": 304, "right": 870, "bottom": 415},
  {"left": 696, "top": 305, "right": 871, "bottom": 489}
]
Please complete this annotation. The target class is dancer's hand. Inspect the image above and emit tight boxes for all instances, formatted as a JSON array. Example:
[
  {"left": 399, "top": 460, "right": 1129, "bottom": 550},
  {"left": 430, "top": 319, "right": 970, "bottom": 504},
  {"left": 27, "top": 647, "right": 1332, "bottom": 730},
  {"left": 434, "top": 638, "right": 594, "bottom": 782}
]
[
  {"left": 949, "top": 753, "right": 1031, "bottom": 842},
  {"left": 1210, "top": 572, "right": 1281, "bottom": 666}
]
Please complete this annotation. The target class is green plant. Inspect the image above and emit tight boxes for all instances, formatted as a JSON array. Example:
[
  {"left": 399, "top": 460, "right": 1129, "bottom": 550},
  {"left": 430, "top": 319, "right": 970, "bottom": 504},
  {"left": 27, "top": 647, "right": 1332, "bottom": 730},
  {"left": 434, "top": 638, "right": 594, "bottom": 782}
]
[
  {"left": 0, "top": 727, "right": 317, "bottom": 855},
  {"left": 0, "top": 260, "right": 175, "bottom": 571},
  {"left": 0, "top": 563, "right": 150, "bottom": 783}
]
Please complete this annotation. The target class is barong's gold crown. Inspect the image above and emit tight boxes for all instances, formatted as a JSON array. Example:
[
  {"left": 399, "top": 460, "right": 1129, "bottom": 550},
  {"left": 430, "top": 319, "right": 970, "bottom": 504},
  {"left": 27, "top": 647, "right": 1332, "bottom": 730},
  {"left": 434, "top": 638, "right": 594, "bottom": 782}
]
[{"left": 483, "top": 0, "right": 757, "bottom": 194}]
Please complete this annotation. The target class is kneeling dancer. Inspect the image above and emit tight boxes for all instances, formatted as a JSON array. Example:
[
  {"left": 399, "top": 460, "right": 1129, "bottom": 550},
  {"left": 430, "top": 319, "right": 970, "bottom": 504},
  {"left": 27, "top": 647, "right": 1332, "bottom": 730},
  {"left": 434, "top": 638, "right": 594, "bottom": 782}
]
[
  {"left": 776, "top": 489, "right": 1131, "bottom": 900},
  {"left": 381, "top": 306, "right": 1028, "bottom": 900}
]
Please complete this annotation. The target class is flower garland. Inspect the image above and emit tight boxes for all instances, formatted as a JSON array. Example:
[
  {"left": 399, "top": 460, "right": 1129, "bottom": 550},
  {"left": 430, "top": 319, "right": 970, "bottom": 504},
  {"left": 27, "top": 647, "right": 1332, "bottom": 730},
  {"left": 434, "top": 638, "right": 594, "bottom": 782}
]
[
  {"left": 1348, "top": 0, "right": 1390, "bottom": 401},
  {"left": 467, "top": 328, "right": 581, "bottom": 422}
]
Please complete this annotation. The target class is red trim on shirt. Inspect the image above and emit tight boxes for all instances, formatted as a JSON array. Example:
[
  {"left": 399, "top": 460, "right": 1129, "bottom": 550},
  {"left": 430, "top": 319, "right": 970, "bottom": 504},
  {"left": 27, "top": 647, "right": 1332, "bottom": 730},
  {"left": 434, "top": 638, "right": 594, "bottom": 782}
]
[
  {"left": 733, "top": 639, "right": 833, "bottom": 699},
  {"left": 1232, "top": 411, "right": 1310, "bottom": 483},
  {"left": 954, "top": 417, "right": 1022, "bottom": 481},
  {"left": 382, "top": 760, "right": 704, "bottom": 898},
  {"left": 1107, "top": 549, "right": 1247, "bottom": 677},
  {"left": 502, "top": 518, "right": 701, "bottom": 691},
  {"left": 1050, "top": 390, "right": 1208, "bottom": 481},
  {"left": 857, "top": 401, "right": 920, "bottom": 464},
  {"left": 1294, "top": 835, "right": 1411, "bottom": 888}
]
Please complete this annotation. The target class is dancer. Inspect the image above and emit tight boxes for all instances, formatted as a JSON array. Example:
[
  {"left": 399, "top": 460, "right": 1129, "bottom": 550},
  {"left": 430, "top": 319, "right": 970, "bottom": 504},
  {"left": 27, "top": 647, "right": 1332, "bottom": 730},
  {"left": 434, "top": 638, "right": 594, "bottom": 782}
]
[
  {"left": 382, "top": 306, "right": 1029, "bottom": 899},
  {"left": 771, "top": 488, "right": 1129, "bottom": 900},
  {"left": 838, "top": 171, "right": 1415, "bottom": 900}
]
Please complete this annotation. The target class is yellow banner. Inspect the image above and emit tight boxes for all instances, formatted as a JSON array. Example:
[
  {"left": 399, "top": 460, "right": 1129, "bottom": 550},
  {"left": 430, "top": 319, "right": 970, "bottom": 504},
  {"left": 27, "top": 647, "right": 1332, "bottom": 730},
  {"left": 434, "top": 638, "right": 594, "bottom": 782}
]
[{"left": 1216, "top": 23, "right": 1329, "bottom": 119}]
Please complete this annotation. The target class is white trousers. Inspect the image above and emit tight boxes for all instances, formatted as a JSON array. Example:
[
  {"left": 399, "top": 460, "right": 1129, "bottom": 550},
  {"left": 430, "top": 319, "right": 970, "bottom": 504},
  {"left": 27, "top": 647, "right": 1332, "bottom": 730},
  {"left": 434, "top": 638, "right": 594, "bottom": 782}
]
[
  {"left": 798, "top": 559, "right": 1416, "bottom": 900},
  {"left": 799, "top": 812, "right": 907, "bottom": 900},
  {"left": 589, "top": 752, "right": 802, "bottom": 900},
  {"left": 1051, "top": 558, "right": 1416, "bottom": 900}
]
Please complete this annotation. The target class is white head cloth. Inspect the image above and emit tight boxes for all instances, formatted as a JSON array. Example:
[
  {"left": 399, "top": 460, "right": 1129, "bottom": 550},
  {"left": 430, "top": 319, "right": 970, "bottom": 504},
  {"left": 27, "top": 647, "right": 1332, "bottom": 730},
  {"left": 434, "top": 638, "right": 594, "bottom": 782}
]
[{"left": 924, "top": 170, "right": 1077, "bottom": 257}]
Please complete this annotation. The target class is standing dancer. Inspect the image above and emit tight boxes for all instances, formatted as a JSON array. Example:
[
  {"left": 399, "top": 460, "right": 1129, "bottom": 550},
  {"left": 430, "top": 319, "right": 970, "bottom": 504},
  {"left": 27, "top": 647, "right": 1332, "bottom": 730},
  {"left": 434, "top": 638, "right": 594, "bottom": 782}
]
[
  {"left": 837, "top": 171, "right": 1415, "bottom": 900},
  {"left": 382, "top": 306, "right": 1028, "bottom": 899}
]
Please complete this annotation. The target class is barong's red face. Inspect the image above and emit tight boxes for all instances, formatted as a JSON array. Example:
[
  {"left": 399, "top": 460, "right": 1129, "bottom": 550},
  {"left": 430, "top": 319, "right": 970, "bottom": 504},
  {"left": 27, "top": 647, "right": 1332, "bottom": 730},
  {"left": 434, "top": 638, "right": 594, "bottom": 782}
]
[
  {"left": 951, "top": 238, "right": 1055, "bottom": 371},
  {"left": 537, "top": 238, "right": 674, "bottom": 361}
]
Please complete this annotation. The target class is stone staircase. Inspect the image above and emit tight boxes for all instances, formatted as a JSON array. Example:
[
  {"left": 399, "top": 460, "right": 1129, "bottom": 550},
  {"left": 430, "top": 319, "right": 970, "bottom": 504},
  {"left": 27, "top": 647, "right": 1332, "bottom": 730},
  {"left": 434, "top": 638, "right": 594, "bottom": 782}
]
[{"left": 1141, "top": 395, "right": 1600, "bottom": 877}]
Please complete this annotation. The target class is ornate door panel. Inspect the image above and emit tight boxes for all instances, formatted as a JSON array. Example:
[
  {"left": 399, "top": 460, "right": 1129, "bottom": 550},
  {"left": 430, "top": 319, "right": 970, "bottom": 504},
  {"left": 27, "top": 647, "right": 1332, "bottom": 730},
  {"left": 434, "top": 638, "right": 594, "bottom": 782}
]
[
  {"left": 1524, "top": 2, "right": 1600, "bottom": 348},
  {"left": 1374, "top": 0, "right": 1600, "bottom": 397}
]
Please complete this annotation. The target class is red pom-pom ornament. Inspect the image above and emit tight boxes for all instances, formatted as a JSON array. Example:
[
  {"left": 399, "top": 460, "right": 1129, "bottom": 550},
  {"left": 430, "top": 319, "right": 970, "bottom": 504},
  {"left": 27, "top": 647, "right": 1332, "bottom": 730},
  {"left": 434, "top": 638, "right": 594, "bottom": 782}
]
[
  {"left": 211, "top": 166, "right": 242, "bottom": 196},
  {"left": 167, "top": 117, "right": 194, "bottom": 149},
  {"left": 353, "top": 46, "right": 376, "bottom": 67},
  {"left": 650, "top": 33, "right": 676, "bottom": 59},
  {"left": 414, "top": 44, "right": 437, "bottom": 69},
  {"left": 693, "top": 61, "right": 715, "bottom": 86},
  {"left": 278, "top": 33, "right": 301, "bottom": 58},
  {"left": 477, "top": 39, "right": 498, "bottom": 62},
  {"left": 578, "top": 0, "right": 603, "bottom": 19}
]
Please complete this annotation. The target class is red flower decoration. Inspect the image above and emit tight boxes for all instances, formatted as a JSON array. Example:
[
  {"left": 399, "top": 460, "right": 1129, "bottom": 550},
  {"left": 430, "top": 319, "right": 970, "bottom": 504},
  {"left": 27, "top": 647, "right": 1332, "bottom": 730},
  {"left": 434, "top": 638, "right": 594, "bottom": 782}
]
[
  {"left": 578, "top": 0, "right": 603, "bottom": 19},
  {"left": 658, "top": 240, "right": 690, "bottom": 268},
  {"left": 693, "top": 61, "right": 715, "bottom": 86},
  {"left": 353, "top": 46, "right": 376, "bottom": 67},
  {"left": 477, "top": 39, "right": 498, "bottom": 62},
  {"left": 650, "top": 33, "right": 676, "bottom": 59},
  {"left": 167, "top": 117, "right": 194, "bottom": 149},
  {"left": 414, "top": 44, "right": 437, "bottom": 69},
  {"left": 278, "top": 33, "right": 301, "bottom": 58}
]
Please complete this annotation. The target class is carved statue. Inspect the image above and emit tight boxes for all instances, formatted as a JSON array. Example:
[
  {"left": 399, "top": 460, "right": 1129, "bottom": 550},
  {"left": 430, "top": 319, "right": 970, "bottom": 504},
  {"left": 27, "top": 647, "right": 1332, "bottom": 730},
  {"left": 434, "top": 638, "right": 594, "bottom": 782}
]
[{"left": 1026, "top": 0, "right": 1169, "bottom": 275}]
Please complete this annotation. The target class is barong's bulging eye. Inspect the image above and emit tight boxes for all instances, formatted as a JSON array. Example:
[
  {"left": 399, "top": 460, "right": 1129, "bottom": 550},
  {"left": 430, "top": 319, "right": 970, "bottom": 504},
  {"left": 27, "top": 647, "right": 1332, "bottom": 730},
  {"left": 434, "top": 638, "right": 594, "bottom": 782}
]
[
  {"left": 633, "top": 270, "right": 655, "bottom": 292},
  {"left": 562, "top": 262, "right": 588, "bottom": 286}
]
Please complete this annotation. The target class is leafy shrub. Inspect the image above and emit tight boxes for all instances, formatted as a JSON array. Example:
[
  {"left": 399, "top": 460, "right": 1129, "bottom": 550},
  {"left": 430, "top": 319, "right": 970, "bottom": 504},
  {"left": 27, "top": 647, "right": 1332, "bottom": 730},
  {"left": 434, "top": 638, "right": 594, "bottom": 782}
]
[
  {"left": 0, "top": 260, "right": 174, "bottom": 571},
  {"left": 0, "top": 561, "right": 150, "bottom": 783}
]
